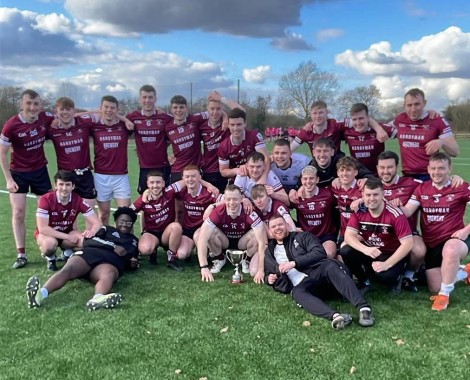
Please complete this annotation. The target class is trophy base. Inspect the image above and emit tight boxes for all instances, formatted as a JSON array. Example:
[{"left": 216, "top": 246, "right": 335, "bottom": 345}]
[{"left": 231, "top": 277, "right": 245, "bottom": 284}]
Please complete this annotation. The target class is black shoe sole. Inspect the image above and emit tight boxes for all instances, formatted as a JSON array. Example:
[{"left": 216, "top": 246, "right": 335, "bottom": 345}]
[{"left": 167, "top": 262, "right": 184, "bottom": 271}]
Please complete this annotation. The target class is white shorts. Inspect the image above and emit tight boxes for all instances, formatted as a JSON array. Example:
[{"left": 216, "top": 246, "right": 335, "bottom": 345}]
[{"left": 94, "top": 173, "right": 131, "bottom": 202}]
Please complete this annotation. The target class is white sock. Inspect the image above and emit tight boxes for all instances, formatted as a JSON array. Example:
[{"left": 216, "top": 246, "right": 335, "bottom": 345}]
[
  {"left": 359, "top": 307, "right": 371, "bottom": 312},
  {"left": 438, "top": 283, "right": 454, "bottom": 296},
  {"left": 404, "top": 270, "right": 415, "bottom": 279},
  {"left": 45, "top": 255, "right": 56, "bottom": 261},
  {"left": 455, "top": 269, "right": 468, "bottom": 282}
]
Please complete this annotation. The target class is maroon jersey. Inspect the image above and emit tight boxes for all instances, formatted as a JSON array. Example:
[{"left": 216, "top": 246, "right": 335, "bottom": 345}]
[
  {"left": 91, "top": 121, "right": 130, "bottom": 174},
  {"left": 294, "top": 119, "right": 344, "bottom": 153},
  {"left": 48, "top": 115, "right": 94, "bottom": 171},
  {"left": 342, "top": 121, "right": 396, "bottom": 174},
  {"left": 388, "top": 112, "right": 454, "bottom": 175},
  {"left": 177, "top": 184, "right": 217, "bottom": 229},
  {"left": 409, "top": 180, "right": 470, "bottom": 248},
  {"left": 166, "top": 113, "right": 207, "bottom": 173},
  {"left": 347, "top": 202, "right": 412, "bottom": 255},
  {"left": 1, "top": 111, "right": 54, "bottom": 172},
  {"left": 199, "top": 121, "right": 230, "bottom": 173},
  {"left": 36, "top": 191, "right": 94, "bottom": 233},
  {"left": 131, "top": 184, "right": 179, "bottom": 232},
  {"left": 293, "top": 187, "right": 336, "bottom": 237},
  {"left": 127, "top": 110, "right": 173, "bottom": 168},
  {"left": 332, "top": 182, "right": 362, "bottom": 236},
  {"left": 383, "top": 175, "right": 421, "bottom": 229},
  {"left": 206, "top": 204, "right": 263, "bottom": 240},
  {"left": 255, "top": 199, "right": 291, "bottom": 225},
  {"left": 218, "top": 129, "right": 266, "bottom": 169}
]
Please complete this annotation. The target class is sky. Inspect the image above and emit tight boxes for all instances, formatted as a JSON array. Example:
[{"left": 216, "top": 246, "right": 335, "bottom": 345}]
[{"left": 1, "top": 0, "right": 469, "bottom": 114}]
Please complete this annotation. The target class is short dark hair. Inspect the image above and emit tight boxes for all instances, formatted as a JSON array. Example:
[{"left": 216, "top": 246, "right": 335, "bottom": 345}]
[
  {"left": 54, "top": 170, "right": 75, "bottom": 184},
  {"left": 21, "top": 89, "right": 40, "bottom": 100},
  {"left": 251, "top": 184, "right": 268, "bottom": 199},
  {"left": 267, "top": 214, "right": 284, "bottom": 225},
  {"left": 247, "top": 151, "right": 265, "bottom": 163},
  {"left": 429, "top": 152, "right": 451, "bottom": 166},
  {"left": 113, "top": 207, "right": 137, "bottom": 224},
  {"left": 170, "top": 95, "right": 187, "bottom": 105},
  {"left": 350, "top": 103, "right": 368, "bottom": 115},
  {"left": 147, "top": 170, "right": 164, "bottom": 179},
  {"left": 363, "top": 178, "right": 383, "bottom": 191},
  {"left": 404, "top": 88, "right": 425, "bottom": 100},
  {"left": 225, "top": 184, "right": 242, "bottom": 195},
  {"left": 313, "top": 137, "right": 335, "bottom": 150},
  {"left": 101, "top": 95, "right": 119, "bottom": 106},
  {"left": 139, "top": 84, "right": 156, "bottom": 95},
  {"left": 228, "top": 108, "right": 246, "bottom": 122},
  {"left": 273, "top": 138, "right": 290, "bottom": 149},
  {"left": 377, "top": 151, "right": 399, "bottom": 165}
]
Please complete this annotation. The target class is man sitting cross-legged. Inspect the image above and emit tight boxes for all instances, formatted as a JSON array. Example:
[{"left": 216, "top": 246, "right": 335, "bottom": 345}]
[{"left": 26, "top": 207, "right": 139, "bottom": 311}]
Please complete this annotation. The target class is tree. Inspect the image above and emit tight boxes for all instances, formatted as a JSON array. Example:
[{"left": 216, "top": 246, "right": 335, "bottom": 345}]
[
  {"left": 0, "top": 86, "right": 22, "bottom": 128},
  {"left": 278, "top": 61, "right": 339, "bottom": 120},
  {"left": 378, "top": 101, "right": 404, "bottom": 123},
  {"left": 57, "top": 82, "right": 81, "bottom": 103},
  {"left": 444, "top": 100, "right": 470, "bottom": 133},
  {"left": 335, "top": 85, "right": 381, "bottom": 119}
]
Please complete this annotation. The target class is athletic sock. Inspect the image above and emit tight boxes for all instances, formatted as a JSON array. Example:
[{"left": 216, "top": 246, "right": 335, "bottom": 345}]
[
  {"left": 45, "top": 255, "right": 57, "bottom": 261},
  {"left": 438, "top": 283, "right": 454, "bottom": 297},
  {"left": 404, "top": 270, "right": 415, "bottom": 279},
  {"left": 455, "top": 268, "right": 468, "bottom": 282},
  {"left": 167, "top": 250, "right": 177, "bottom": 262},
  {"left": 40, "top": 288, "right": 48, "bottom": 299},
  {"left": 359, "top": 307, "right": 371, "bottom": 312}
]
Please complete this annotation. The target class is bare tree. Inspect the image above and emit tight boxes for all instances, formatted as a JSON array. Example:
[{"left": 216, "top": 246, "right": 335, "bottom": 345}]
[
  {"left": 278, "top": 61, "right": 339, "bottom": 120},
  {"left": 0, "top": 86, "right": 22, "bottom": 128},
  {"left": 379, "top": 101, "right": 404, "bottom": 123},
  {"left": 57, "top": 82, "right": 81, "bottom": 104},
  {"left": 444, "top": 100, "right": 470, "bottom": 133},
  {"left": 335, "top": 85, "right": 381, "bottom": 119}
]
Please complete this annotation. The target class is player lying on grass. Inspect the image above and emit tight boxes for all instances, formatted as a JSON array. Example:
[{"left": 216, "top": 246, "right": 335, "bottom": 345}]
[{"left": 26, "top": 207, "right": 139, "bottom": 311}]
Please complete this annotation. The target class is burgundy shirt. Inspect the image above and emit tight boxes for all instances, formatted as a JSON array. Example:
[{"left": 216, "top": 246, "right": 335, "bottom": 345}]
[
  {"left": 409, "top": 180, "right": 470, "bottom": 248},
  {"left": 91, "top": 120, "right": 130, "bottom": 174},
  {"left": 218, "top": 129, "right": 266, "bottom": 169},
  {"left": 294, "top": 119, "right": 344, "bottom": 153},
  {"left": 199, "top": 120, "right": 230, "bottom": 173},
  {"left": 1, "top": 112, "right": 54, "bottom": 172},
  {"left": 131, "top": 183, "right": 180, "bottom": 232},
  {"left": 48, "top": 115, "right": 94, "bottom": 171},
  {"left": 292, "top": 186, "right": 337, "bottom": 237},
  {"left": 127, "top": 110, "right": 173, "bottom": 168},
  {"left": 206, "top": 204, "right": 263, "bottom": 240},
  {"left": 388, "top": 112, "right": 454, "bottom": 175},
  {"left": 177, "top": 184, "right": 217, "bottom": 229},
  {"left": 332, "top": 182, "right": 362, "bottom": 236},
  {"left": 36, "top": 191, "right": 94, "bottom": 233}
]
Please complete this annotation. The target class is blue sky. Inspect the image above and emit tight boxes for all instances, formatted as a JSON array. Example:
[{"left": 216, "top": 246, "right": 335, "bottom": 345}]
[{"left": 1, "top": 0, "right": 469, "bottom": 114}]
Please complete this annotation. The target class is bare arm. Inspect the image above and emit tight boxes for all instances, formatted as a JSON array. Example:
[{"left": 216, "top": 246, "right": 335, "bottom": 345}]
[
  {"left": 253, "top": 225, "right": 268, "bottom": 284},
  {"left": 257, "top": 146, "right": 271, "bottom": 184},
  {"left": 219, "top": 162, "right": 242, "bottom": 178},
  {"left": 196, "top": 222, "right": 215, "bottom": 282},
  {"left": 0, "top": 144, "right": 17, "bottom": 192},
  {"left": 82, "top": 213, "right": 102, "bottom": 239},
  {"left": 368, "top": 117, "right": 388, "bottom": 143}
]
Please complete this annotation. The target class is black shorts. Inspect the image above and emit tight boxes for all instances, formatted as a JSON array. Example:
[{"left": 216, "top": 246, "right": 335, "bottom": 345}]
[
  {"left": 11, "top": 167, "right": 52, "bottom": 195},
  {"left": 202, "top": 171, "right": 228, "bottom": 193},
  {"left": 75, "top": 249, "right": 124, "bottom": 275},
  {"left": 170, "top": 172, "right": 182, "bottom": 183},
  {"left": 318, "top": 233, "right": 337, "bottom": 245},
  {"left": 138, "top": 167, "right": 170, "bottom": 194},
  {"left": 143, "top": 230, "right": 165, "bottom": 245},
  {"left": 425, "top": 237, "right": 470, "bottom": 269},
  {"left": 183, "top": 227, "right": 197, "bottom": 240},
  {"left": 72, "top": 170, "right": 97, "bottom": 199},
  {"left": 227, "top": 238, "right": 239, "bottom": 250}
]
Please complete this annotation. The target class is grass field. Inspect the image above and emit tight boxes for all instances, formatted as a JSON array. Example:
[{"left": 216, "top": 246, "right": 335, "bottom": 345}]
[{"left": 0, "top": 139, "right": 469, "bottom": 380}]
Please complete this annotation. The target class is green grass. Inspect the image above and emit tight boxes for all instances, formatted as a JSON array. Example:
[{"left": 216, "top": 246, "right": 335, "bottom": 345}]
[{"left": 0, "top": 140, "right": 469, "bottom": 380}]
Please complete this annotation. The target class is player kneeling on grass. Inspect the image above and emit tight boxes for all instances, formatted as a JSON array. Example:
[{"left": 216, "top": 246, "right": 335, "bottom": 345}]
[
  {"left": 26, "top": 207, "right": 139, "bottom": 311},
  {"left": 264, "top": 215, "right": 374, "bottom": 330},
  {"left": 35, "top": 170, "right": 101, "bottom": 271}
]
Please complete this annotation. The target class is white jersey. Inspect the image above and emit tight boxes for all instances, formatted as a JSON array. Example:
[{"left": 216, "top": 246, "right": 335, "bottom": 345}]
[
  {"left": 271, "top": 153, "right": 311, "bottom": 192},
  {"left": 234, "top": 170, "right": 283, "bottom": 200}
]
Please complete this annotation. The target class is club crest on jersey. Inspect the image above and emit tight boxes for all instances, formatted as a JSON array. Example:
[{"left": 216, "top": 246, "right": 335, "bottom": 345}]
[
  {"left": 293, "top": 239, "right": 299, "bottom": 248},
  {"left": 112, "top": 232, "right": 120, "bottom": 238},
  {"left": 446, "top": 194, "right": 455, "bottom": 202},
  {"left": 29, "top": 129, "right": 38, "bottom": 137}
]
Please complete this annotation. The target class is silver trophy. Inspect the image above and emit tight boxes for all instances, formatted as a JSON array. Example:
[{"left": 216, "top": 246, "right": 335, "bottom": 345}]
[{"left": 225, "top": 250, "right": 247, "bottom": 284}]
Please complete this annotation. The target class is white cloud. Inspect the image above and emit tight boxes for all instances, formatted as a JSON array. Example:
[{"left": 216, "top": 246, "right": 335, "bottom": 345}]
[
  {"left": 316, "top": 28, "right": 343, "bottom": 43},
  {"left": 34, "top": 13, "right": 72, "bottom": 34},
  {"left": 335, "top": 27, "right": 470, "bottom": 77},
  {"left": 243, "top": 66, "right": 271, "bottom": 84}
]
